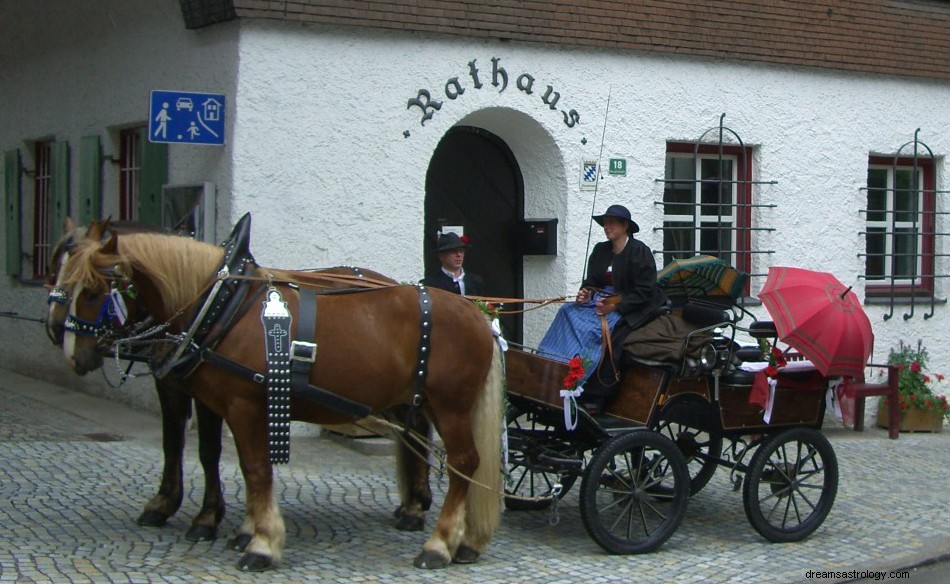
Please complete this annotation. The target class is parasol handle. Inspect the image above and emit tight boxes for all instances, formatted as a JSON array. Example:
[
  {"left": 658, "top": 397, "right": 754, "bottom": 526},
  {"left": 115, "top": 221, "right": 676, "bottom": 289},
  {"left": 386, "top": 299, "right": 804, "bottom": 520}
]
[{"left": 840, "top": 285, "right": 853, "bottom": 300}]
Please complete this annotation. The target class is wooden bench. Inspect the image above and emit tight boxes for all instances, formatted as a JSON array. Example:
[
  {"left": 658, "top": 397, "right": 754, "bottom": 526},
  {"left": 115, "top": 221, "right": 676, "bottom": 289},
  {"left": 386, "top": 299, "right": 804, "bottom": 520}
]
[{"left": 845, "top": 364, "right": 899, "bottom": 440}]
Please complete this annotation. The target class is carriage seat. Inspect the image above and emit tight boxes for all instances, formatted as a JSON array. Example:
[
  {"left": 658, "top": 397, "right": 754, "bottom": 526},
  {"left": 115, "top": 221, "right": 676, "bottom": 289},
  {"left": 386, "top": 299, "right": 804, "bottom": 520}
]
[{"left": 748, "top": 320, "right": 778, "bottom": 339}]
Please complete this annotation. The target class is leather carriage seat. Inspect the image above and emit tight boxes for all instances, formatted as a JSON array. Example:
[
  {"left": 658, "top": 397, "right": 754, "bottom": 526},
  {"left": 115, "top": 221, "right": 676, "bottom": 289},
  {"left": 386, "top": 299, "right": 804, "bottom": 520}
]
[{"left": 748, "top": 320, "right": 778, "bottom": 338}]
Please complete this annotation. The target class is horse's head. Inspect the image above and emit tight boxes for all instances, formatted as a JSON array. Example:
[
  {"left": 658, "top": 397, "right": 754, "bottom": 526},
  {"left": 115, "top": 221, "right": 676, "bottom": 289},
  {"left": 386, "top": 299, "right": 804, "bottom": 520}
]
[
  {"left": 57, "top": 230, "right": 140, "bottom": 375},
  {"left": 46, "top": 217, "right": 95, "bottom": 346}
]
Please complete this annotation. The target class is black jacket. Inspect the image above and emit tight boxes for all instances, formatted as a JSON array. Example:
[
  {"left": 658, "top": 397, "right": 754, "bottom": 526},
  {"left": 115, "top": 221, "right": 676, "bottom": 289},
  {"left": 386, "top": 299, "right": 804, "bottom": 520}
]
[
  {"left": 423, "top": 270, "right": 485, "bottom": 296},
  {"left": 582, "top": 238, "right": 668, "bottom": 330}
]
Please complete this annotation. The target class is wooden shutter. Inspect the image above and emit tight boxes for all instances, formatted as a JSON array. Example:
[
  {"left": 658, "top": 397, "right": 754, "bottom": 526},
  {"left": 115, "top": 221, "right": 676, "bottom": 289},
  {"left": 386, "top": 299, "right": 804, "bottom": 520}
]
[
  {"left": 79, "top": 135, "right": 101, "bottom": 225},
  {"left": 138, "top": 135, "right": 167, "bottom": 227},
  {"left": 4, "top": 149, "right": 21, "bottom": 277},
  {"left": 50, "top": 141, "right": 70, "bottom": 245}
]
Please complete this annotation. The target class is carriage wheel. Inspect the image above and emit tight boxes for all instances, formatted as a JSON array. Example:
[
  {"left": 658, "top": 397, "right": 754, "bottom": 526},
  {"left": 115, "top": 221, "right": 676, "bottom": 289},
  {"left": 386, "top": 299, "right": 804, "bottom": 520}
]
[
  {"left": 742, "top": 427, "right": 838, "bottom": 542},
  {"left": 579, "top": 430, "right": 689, "bottom": 554},
  {"left": 504, "top": 409, "right": 581, "bottom": 511},
  {"left": 652, "top": 419, "right": 722, "bottom": 496}
]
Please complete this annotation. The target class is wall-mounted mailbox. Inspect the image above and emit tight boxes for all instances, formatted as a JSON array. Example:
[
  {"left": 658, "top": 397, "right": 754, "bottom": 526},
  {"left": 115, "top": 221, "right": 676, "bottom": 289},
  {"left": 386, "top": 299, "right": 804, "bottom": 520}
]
[{"left": 520, "top": 218, "right": 558, "bottom": 255}]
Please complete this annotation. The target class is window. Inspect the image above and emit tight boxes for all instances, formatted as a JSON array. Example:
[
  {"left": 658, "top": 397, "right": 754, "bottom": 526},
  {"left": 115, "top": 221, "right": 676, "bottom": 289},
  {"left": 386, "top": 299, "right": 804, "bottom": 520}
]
[
  {"left": 119, "top": 127, "right": 142, "bottom": 221},
  {"left": 662, "top": 142, "right": 753, "bottom": 275},
  {"left": 864, "top": 155, "right": 935, "bottom": 297},
  {"left": 32, "top": 141, "right": 52, "bottom": 279}
]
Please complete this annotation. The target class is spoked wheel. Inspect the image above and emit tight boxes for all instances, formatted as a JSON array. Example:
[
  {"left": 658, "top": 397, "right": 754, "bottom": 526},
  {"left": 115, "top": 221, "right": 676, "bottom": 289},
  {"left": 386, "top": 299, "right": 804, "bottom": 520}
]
[
  {"left": 742, "top": 427, "right": 838, "bottom": 542},
  {"left": 579, "top": 430, "right": 689, "bottom": 554},
  {"left": 652, "top": 419, "right": 722, "bottom": 496},
  {"left": 504, "top": 409, "right": 581, "bottom": 511}
]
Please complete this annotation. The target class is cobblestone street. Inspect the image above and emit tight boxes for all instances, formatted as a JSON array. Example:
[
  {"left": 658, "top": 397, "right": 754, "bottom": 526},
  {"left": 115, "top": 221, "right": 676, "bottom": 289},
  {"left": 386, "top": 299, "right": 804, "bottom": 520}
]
[{"left": 2, "top": 369, "right": 948, "bottom": 583}]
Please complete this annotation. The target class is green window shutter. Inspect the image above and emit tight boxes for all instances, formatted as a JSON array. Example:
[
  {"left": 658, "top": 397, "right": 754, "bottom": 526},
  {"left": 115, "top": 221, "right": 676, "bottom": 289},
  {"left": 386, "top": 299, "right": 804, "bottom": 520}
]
[
  {"left": 4, "top": 149, "right": 22, "bottom": 277},
  {"left": 79, "top": 135, "right": 101, "bottom": 225},
  {"left": 50, "top": 141, "right": 70, "bottom": 245},
  {"left": 138, "top": 135, "right": 167, "bottom": 227}
]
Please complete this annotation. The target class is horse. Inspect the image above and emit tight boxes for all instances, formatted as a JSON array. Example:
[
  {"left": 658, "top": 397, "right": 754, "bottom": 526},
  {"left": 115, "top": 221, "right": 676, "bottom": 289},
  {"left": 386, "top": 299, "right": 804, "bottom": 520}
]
[
  {"left": 55, "top": 227, "right": 504, "bottom": 571},
  {"left": 46, "top": 219, "right": 434, "bottom": 545}
]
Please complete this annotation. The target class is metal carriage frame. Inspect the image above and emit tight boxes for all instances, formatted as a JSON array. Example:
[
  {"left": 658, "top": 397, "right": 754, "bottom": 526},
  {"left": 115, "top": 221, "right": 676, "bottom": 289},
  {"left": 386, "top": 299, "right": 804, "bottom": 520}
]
[{"left": 502, "top": 302, "right": 839, "bottom": 554}]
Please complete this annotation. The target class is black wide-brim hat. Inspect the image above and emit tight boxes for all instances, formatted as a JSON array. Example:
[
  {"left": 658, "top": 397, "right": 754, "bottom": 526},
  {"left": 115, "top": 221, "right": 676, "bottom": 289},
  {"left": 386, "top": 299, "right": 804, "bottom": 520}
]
[
  {"left": 593, "top": 204, "right": 640, "bottom": 234},
  {"left": 435, "top": 232, "right": 469, "bottom": 252}
]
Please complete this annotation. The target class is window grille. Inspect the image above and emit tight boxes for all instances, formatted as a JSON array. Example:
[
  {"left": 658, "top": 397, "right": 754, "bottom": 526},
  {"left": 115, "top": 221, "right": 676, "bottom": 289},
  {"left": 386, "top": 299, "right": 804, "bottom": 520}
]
[
  {"left": 859, "top": 129, "right": 949, "bottom": 320},
  {"left": 119, "top": 127, "right": 142, "bottom": 221},
  {"left": 31, "top": 141, "right": 52, "bottom": 279},
  {"left": 655, "top": 114, "right": 776, "bottom": 296}
]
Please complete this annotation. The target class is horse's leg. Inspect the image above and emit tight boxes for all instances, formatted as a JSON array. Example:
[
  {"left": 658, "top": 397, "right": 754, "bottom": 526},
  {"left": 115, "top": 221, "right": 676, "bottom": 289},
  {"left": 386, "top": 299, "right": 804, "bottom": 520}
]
[
  {"left": 226, "top": 411, "right": 286, "bottom": 572},
  {"left": 455, "top": 343, "right": 504, "bottom": 563},
  {"left": 415, "top": 343, "right": 504, "bottom": 569},
  {"left": 392, "top": 406, "right": 432, "bottom": 532},
  {"left": 413, "top": 422, "right": 475, "bottom": 569},
  {"left": 184, "top": 400, "right": 226, "bottom": 541},
  {"left": 137, "top": 380, "right": 188, "bottom": 527}
]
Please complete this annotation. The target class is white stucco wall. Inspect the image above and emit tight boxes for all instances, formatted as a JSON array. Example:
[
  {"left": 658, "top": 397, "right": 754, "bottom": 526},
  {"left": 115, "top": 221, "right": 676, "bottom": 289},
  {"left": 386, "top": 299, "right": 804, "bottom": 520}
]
[
  {"left": 0, "top": 1, "right": 238, "bottom": 408},
  {"left": 2, "top": 2, "right": 948, "bottom": 421}
]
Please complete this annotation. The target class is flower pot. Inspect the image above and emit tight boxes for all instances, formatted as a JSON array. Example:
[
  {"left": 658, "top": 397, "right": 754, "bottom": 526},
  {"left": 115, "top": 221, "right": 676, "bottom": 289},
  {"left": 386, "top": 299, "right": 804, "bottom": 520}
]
[{"left": 877, "top": 401, "right": 945, "bottom": 433}]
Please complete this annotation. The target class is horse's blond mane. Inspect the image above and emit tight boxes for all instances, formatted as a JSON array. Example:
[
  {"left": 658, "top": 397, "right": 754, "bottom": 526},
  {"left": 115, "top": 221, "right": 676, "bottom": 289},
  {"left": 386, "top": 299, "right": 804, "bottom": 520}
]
[{"left": 60, "top": 232, "right": 225, "bottom": 314}]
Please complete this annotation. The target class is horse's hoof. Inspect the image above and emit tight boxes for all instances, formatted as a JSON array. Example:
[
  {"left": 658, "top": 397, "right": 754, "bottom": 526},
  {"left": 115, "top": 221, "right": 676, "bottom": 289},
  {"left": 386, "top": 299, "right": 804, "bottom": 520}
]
[
  {"left": 238, "top": 552, "right": 273, "bottom": 572},
  {"left": 185, "top": 524, "right": 218, "bottom": 542},
  {"left": 228, "top": 533, "right": 252, "bottom": 551},
  {"left": 395, "top": 514, "right": 425, "bottom": 531},
  {"left": 393, "top": 504, "right": 404, "bottom": 519},
  {"left": 136, "top": 510, "right": 169, "bottom": 527},
  {"left": 452, "top": 545, "right": 480, "bottom": 564},
  {"left": 413, "top": 550, "right": 451, "bottom": 569}
]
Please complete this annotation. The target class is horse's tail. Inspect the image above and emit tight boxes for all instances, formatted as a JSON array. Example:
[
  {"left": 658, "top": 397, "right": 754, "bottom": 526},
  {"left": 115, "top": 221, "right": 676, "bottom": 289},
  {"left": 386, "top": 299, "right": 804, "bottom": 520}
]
[{"left": 465, "top": 335, "right": 504, "bottom": 549}]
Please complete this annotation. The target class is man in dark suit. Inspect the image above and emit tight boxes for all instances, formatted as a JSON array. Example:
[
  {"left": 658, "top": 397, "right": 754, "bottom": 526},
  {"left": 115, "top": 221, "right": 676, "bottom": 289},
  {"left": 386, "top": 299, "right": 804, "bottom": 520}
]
[{"left": 423, "top": 232, "right": 485, "bottom": 296}]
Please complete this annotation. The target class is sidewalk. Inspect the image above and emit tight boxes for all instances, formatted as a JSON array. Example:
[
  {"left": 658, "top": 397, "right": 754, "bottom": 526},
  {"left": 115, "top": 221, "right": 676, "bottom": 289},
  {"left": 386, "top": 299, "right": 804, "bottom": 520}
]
[{"left": 1, "top": 367, "right": 949, "bottom": 583}]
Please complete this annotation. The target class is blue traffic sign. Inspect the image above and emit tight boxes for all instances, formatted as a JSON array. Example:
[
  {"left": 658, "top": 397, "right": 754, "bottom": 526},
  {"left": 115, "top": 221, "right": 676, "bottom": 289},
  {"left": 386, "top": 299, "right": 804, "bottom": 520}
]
[{"left": 149, "top": 90, "right": 226, "bottom": 145}]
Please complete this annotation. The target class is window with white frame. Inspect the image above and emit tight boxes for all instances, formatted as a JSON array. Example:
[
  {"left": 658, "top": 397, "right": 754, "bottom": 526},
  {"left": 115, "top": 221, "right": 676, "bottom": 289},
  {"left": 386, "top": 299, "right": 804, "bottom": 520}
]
[
  {"left": 662, "top": 143, "right": 753, "bottom": 276},
  {"left": 864, "top": 155, "right": 935, "bottom": 296}
]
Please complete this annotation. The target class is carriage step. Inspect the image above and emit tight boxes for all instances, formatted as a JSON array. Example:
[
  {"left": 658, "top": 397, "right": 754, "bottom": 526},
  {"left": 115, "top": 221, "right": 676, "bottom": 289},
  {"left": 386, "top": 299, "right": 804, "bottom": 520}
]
[{"left": 537, "top": 453, "right": 584, "bottom": 471}]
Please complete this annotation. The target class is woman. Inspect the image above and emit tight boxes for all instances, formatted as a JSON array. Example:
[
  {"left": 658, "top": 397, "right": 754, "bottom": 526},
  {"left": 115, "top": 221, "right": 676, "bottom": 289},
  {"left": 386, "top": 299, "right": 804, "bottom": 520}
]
[{"left": 539, "top": 204, "right": 669, "bottom": 414}]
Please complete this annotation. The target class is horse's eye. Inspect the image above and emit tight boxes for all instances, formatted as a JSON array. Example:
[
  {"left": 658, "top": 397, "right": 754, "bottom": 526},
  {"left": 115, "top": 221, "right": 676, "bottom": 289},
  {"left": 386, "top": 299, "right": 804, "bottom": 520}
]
[{"left": 83, "top": 290, "right": 101, "bottom": 302}]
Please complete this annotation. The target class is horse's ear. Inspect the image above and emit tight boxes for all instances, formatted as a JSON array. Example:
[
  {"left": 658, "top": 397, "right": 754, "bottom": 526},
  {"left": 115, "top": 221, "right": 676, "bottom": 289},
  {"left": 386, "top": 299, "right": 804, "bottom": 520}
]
[
  {"left": 88, "top": 216, "right": 114, "bottom": 241},
  {"left": 63, "top": 217, "right": 76, "bottom": 233},
  {"left": 101, "top": 232, "right": 119, "bottom": 254}
]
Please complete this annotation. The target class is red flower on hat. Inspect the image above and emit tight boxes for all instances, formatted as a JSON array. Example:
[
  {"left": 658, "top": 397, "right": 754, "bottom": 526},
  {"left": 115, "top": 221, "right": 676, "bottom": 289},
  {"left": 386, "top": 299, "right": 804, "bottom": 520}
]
[{"left": 460, "top": 235, "right": 470, "bottom": 245}]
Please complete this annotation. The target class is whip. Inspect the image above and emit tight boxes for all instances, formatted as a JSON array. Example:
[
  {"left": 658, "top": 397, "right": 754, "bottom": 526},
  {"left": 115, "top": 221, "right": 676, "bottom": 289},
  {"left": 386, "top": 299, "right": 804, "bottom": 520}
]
[{"left": 581, "top": 87, "right": 612, "bottom": 282}]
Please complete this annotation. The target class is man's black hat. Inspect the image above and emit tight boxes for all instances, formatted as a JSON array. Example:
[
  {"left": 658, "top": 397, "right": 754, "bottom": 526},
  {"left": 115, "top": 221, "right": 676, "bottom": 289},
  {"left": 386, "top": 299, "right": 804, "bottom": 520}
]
[{"left": 436, "top": 232, "right": 469, "bottom": 252}]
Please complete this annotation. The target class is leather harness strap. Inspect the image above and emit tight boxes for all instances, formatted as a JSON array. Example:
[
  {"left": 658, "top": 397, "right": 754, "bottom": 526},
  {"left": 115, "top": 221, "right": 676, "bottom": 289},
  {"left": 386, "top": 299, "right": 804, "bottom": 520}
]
[{"left": 404, "top": 285, "right": 433, "bottom": 433}]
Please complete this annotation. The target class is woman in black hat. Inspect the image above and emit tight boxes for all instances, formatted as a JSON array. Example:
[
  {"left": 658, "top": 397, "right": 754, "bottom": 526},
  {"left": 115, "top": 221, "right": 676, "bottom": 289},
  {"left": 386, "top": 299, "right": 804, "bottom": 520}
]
[
  {"left": 539, "top": 204, "right": 668, "bottom": 414},
  {"left": 422, "top": 232, "right": 485, "bottom": 296}
]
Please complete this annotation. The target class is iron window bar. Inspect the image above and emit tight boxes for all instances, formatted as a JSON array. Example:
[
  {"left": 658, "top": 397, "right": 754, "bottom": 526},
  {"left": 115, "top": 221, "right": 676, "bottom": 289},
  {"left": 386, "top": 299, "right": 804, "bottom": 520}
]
[
  {"left": 858, "top": 129, "right": 946, "bottom": 320},
  {"left": 658, "top": 114, "right": 777, "bottom": 296}
]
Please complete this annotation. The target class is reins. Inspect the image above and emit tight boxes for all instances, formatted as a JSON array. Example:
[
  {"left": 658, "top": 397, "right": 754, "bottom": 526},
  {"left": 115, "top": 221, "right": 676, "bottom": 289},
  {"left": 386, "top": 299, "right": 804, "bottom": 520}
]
[{"left": 359, "top": 414, "right": 555, "bottom": 506}]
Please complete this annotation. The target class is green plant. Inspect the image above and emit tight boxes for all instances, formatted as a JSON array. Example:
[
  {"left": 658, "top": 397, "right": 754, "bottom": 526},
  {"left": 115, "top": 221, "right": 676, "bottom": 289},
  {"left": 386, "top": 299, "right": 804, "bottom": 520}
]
[{"left": 881, "top": 340, "right": 949, "bottom": 421}]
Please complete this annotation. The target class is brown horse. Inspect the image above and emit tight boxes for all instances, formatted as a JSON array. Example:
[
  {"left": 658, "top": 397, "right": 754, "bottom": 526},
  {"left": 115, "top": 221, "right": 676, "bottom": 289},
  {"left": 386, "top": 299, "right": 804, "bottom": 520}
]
[
  {"left": 56, "top": 229, "right": 503, "bottom": 571},
  {"left": 46, "top": 220, "right": 433, "bottom": 544}
]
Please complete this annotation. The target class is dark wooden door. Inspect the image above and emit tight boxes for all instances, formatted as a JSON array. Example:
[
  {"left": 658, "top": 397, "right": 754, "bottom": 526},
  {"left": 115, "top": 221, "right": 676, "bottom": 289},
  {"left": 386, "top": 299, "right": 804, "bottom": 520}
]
[{"left": 424, "top": 126, "right": 524, "bottom": 343}]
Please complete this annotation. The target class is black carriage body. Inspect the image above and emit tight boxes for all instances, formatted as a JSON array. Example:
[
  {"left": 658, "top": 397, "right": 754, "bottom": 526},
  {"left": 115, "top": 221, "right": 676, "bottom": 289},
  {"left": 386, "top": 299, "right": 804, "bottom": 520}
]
[{"left": 504, "top": 347, "right": 828, "bottom": 440}]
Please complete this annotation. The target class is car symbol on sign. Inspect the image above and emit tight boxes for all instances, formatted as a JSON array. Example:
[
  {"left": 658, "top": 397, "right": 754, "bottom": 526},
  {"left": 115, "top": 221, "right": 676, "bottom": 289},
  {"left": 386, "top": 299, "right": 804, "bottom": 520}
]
[{"left": 175, "top": 97, "right": 194, "bottom": 111}]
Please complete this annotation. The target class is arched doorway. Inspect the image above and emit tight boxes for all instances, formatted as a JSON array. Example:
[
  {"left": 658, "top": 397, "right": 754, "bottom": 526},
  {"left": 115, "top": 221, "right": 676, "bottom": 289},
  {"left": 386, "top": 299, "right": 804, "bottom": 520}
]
[{"left": 424, "top": 126, "right": 524, "bottom": 343}]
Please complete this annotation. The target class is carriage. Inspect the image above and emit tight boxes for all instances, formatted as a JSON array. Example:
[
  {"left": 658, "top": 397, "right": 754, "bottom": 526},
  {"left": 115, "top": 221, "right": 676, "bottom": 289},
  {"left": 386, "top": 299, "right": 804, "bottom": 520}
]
[
  {"left": 49, "top": 216, "right": 867, "bottom": 570},
  {"left": 502, "top": 297, "right": 841, "bottom": 555}
]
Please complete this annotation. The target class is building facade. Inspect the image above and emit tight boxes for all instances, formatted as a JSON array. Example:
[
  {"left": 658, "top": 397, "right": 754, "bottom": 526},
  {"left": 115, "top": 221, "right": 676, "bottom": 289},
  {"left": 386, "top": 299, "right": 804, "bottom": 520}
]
[{"left": 2, "top": 1, "right": 948, "bottom": 419}]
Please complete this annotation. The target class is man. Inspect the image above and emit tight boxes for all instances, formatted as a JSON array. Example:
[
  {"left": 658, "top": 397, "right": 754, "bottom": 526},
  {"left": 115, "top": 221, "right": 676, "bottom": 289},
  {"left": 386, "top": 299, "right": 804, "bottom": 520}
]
[{"left": 423, "top": 232, "right": 485, "bottom": 296}]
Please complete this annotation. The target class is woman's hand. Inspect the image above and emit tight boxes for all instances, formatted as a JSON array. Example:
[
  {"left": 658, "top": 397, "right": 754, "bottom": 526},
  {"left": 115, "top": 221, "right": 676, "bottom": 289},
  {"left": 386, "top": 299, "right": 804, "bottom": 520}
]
[
  {"left": 575, "top": 288, "right": 592, "bottom": 304},
  {"left": 595, "top": 298, "right": 616, "bottom": 316}
]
